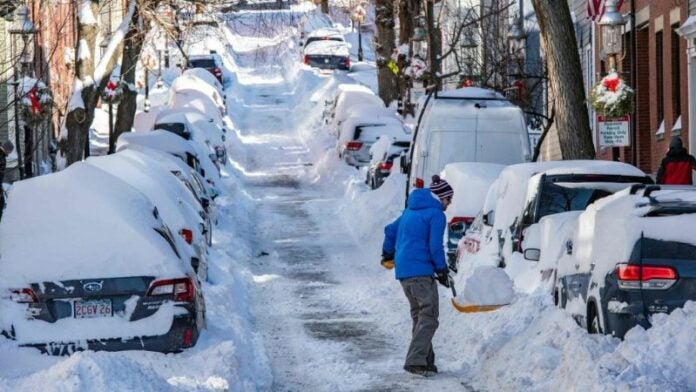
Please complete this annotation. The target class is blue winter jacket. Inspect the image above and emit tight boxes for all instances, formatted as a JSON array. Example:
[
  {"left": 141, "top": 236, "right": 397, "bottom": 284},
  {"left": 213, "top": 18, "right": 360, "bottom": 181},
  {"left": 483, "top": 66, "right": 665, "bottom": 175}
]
[{"left": 382, "top": 188, "right": 448, "bottom": 280}]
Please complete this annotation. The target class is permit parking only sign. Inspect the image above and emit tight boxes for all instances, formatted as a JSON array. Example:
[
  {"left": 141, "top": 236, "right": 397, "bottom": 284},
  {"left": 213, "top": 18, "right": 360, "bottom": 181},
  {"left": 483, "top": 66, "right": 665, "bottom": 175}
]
[{"left": 598, "top": 115, "right": 630, "bottom": 147}]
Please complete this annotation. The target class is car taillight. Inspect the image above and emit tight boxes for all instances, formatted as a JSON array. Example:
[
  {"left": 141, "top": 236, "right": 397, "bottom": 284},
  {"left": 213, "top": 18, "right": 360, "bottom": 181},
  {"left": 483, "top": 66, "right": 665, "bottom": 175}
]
[
  {"left": 449, "top": 216, "right": 474, "bottom": 232},
  {"left": 378, "top": 162, "right": 393, "bottom": 171},
  {"left": 616, "top": 263, "right": 677, "bottom": 290},
  {"left": 414, "top": 178, "right": 424, "bottom": 188},
  {"left": 179, "top": 228, "right": 193, "bottom": 245},
  {"left": 213, "top": 67, "right": 222, "bottom": 76},
  {"left": 148, "top": 277, "right": 195, "bottom": 302},
  {"left": 344, "top": 57, "right": 351, "bottom": 68},
  {"left": 11, "top": 288, "right": 37, "bottom": 303},
  {"left": 303, "top": 55, "right": 309, "bottom": 64},
  {"left": 345, "top": 141, "right": 363, "bottom": 151},
  {"left": 183, "top": 327, "right": 193, "bottom": 347}
]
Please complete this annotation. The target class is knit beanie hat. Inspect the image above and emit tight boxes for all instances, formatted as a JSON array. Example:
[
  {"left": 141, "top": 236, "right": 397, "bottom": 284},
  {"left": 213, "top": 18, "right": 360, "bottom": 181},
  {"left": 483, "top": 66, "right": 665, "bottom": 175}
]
[
  {"left": 430, "top": 175, "right": 454, "bottom": 200},
  {"left": 670, "top": 136, "right": 683, "bottom": 150}
]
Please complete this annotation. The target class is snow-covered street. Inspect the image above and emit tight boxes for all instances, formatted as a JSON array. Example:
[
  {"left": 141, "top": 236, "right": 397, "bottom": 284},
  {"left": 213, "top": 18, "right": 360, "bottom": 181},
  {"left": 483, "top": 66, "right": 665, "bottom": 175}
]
[{"left": 3, "top": 5, "right": 696, "bottom": 391}]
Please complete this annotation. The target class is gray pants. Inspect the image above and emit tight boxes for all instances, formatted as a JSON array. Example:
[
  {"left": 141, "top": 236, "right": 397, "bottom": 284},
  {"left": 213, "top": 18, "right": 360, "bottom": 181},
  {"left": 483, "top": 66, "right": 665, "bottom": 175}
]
[{"left": 400, "top": 276, "right": 439, "bottom": 367}]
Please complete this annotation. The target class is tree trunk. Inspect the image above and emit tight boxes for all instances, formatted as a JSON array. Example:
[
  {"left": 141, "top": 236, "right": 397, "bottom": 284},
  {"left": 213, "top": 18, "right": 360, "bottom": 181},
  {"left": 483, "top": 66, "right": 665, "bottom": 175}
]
[
  {"left": 321, "top": 0, "right": 328, "bottom": 14},
  {"left": 60, "top": 0, "right": 135, "bottom": 167},
  {"left": 531, "top": 0, "right": 595, "bottom": 159},
  {"left": 375, "top": 0, "right": 398, "bottom": 105},
  {"left": 398, "top": 0, "right": 414, "bottom": 45},
  {"left": 115, "top": 7, "right": 147, "bottom": 139}
]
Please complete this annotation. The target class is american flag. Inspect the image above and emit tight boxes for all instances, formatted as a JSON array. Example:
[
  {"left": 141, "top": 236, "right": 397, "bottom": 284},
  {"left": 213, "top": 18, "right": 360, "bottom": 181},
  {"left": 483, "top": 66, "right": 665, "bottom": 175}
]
[{"left": 587, "top": 0, "right": 625, "bottom": 22}]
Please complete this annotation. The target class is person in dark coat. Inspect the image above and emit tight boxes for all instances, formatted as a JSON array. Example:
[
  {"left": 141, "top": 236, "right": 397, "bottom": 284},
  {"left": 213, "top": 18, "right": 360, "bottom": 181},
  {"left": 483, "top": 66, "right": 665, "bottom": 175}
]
[
  {"left": 382, "top": 175, "right": 453, "bottom": 377},
  {"left": 656, "top": 136, "right": 696, "bottom": 185},
  {"left": 0, "top": 141, "right": 14, "bottom": 220}
]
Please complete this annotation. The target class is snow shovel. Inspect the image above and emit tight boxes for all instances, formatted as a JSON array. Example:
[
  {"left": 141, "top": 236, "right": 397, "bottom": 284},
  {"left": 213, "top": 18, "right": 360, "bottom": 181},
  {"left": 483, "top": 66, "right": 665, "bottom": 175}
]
[{"left": 449, "top": 275, "right": 509, "bottom": 313}]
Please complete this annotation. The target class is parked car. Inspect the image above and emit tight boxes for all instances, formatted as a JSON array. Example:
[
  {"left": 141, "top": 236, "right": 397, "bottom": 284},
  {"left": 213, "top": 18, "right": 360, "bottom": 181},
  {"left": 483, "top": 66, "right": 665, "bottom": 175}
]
[
  {"left": 406, "top": 88, "right": 532, "bottom": 192},
  {"left": 457, "top": 161, "right": 652, "bottom": 293},
  {"left": 366, "top": 136, "right": 410, "bottom": 189},
  {"left": 337, "top": 116, "right": 406, "bottom": 167},
  {"left": 555, "top": 185, "right": 696, "bottom": 338},
  {"left": 168, "top": 73, "right": 227, "bottom": 116},
  {"left": 0, "top": 163, "right": 206, "bottom": 354},
  {"left": 324, "top": 86, "right": 384, "bottom": 134},
  {"left": 86, "top": 151, "right": 210, "bottom": 281},
  {"left": 303, "top": 40, "right": 351, "bottom": 71},
  {"left": 154, "top": 108, "right": 228, "bottom": 167},
  {"left": 185, "top": 53, "right": 224, "bottom": 83},
  {"left": 440, "top": 162, "right": 505, "bottom": 268},
  {"left": 298, "top": 12, "right": 334, "bottom": 46}
]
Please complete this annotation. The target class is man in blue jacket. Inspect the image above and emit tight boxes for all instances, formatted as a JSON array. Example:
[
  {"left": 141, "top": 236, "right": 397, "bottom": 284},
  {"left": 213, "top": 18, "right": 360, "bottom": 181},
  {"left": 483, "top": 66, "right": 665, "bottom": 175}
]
[{"left": 382, "top": 175, "right": 453, "bottom": 377}]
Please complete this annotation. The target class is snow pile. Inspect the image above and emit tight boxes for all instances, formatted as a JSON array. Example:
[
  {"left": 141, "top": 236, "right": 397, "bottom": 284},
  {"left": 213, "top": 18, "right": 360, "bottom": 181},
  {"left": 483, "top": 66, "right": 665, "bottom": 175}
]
[
  {"left": 459, "top": 266, "right": 514, "bottom": 306},
  {"left": 441, "top": 162, "right": 504, "bottom": 220}
]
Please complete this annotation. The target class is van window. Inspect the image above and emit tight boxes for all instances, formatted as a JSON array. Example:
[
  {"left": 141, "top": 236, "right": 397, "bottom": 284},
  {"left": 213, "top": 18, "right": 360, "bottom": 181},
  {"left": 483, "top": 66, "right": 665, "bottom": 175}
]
[{"left": 426, "top": 130, "right": 476, "bottom": 175}]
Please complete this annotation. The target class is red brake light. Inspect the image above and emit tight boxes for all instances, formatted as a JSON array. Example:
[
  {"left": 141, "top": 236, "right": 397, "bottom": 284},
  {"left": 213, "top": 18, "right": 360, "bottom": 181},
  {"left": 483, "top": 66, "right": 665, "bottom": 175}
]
[
  {"left": 616, "top": 264, "right": 677, "bottom": 290},
  {"left": 344, "top": 57, "right": 351, "bottom": 68},
  {"left": 378, "top": 162, "right": 393, "bottom": 171},
  {"left": 179, "top": 228, "right": 193, "bottom": 245},
  {"left": 345, "top": 141, "right": 363, "bottom": 151},
  {"left": 214, "top": 68, "right": 222, "bottom": 76},
  {"left": 450, "top": 216, "right": 475, "bottom": 225},
  {"left": 11, "top": 288, "right": 37, "bottom": 303},
  {"left": 415, "top": 178, "right": 424, "bottom": 188},
  {"left": 303, "top": 55, "right": 309, "bottom": 64},
  {"left": 183, "top": 327, "right": 193, "bottom": 347},
  {"left": 148, "top": 277, "right": 195, "bottom": 302}
]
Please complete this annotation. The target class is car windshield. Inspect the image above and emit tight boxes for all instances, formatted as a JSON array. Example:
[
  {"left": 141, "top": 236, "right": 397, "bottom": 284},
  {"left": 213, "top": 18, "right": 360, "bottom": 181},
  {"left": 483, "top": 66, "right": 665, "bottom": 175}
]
[
  {"left": 188, "top": 59, "right": 217, "bottom": 68},
  {"left": 306, "top": 37, "right": 343, "bottom": 45},
  {"left": 155, "top": 123, "right": 190, "bottom": 140}
]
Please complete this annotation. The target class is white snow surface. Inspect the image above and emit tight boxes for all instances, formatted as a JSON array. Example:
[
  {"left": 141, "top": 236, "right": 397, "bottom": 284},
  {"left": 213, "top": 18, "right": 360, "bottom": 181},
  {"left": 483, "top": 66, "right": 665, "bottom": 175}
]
[
  {"left": 459, "top": 266, "right": 515, "bottom": 306},
  {"left": 441, "top": 162, "right": 504, "bottom": 219}
]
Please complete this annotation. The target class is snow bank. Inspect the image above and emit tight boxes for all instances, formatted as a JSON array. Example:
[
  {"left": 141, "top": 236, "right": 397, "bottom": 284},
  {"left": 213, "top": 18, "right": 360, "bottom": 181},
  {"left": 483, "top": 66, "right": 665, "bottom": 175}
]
[{"left": 459, "top": 266, "right": 514, "bottom": 306}]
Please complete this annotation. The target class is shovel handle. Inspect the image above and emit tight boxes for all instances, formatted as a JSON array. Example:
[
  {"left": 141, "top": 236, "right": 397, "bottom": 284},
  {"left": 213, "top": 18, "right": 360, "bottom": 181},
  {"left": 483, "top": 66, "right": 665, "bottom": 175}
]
[{"left": 448, "top": 275, "right": 457, "bottom": 298}]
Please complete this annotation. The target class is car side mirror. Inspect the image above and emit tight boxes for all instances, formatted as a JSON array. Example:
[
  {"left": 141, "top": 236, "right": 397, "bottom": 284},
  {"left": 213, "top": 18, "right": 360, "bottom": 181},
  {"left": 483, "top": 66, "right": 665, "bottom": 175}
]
[
  {"left": 482, "top": 211, "right": 494, "bottom": 226},
  {"left": 524, "top": 248, "right": 540, "bottom": 261}
]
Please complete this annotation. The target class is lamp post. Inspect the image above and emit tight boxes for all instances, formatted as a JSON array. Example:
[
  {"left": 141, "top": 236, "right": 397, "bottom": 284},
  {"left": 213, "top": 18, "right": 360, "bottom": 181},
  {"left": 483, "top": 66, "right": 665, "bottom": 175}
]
[
  {"left": 8, "top": 5, "right": 37, "bottom": 180},
  {"left": 100, "top": 37, "right": 115, "bottom": 154},
  {"left": 352, "top": 4, "right": 366, "bottom": 62},
  {"left": 460, "top": 29, "right": 478, "bottom": 84},
  {"left": 598, "top": 0, "right": 625, "bottom": 72}
]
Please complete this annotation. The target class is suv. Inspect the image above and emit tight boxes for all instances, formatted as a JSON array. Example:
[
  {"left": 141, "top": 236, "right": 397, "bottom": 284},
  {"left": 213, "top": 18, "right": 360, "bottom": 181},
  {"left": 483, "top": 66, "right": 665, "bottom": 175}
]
[
  {"left": 185, "top": 53, "right": 224, "bottom": 83},
  {"left": 457, "top": 161, "right": 652, "bottom": 291},
  {"left": 555, "top": 185, "right": 696, "bottom": 338}
]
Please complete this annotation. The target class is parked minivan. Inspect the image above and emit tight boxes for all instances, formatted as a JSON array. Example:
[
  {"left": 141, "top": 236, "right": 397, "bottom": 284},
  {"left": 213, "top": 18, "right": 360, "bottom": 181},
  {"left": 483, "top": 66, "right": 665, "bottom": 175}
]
[{"left": 406, "top": 88, "right": 531, "bottom": 192}]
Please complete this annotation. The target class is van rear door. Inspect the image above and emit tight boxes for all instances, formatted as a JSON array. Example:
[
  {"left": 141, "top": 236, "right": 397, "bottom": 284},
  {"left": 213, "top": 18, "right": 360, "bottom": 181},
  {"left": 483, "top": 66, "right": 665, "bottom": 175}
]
[
  {"left": 423, "top": 130, "right": 476, "bottom": 184},
  {"left": 476, "top": 104, "right": 530, "bottom": 164}
]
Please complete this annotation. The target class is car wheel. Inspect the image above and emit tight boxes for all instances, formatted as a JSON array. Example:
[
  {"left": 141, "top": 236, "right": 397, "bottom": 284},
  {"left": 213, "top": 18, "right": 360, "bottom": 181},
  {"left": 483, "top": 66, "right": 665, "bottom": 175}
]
[
  {"left": 587, "top": 303, "right": 602, "bottom": 334},
  {"left": 553, "top": 289, "right": 559, "bottom": 306}
]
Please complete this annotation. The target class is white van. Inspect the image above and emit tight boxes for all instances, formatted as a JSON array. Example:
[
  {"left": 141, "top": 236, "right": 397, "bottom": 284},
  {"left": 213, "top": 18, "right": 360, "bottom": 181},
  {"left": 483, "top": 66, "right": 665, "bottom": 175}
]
[{"left": 407, "top": 88, "right": 531, "bottom": 191}]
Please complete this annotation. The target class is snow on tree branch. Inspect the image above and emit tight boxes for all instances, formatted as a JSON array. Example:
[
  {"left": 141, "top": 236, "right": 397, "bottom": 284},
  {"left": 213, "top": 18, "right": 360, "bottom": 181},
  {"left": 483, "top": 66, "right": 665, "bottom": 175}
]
[{"left": 93, "top": 0, "right": 137, "bottom": 84}]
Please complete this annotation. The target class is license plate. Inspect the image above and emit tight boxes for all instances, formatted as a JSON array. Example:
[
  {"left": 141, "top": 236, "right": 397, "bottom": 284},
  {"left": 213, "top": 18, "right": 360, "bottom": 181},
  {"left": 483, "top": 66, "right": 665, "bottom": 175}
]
[{"left": 74, "top": 299, "right": 112, "bottom": 319}]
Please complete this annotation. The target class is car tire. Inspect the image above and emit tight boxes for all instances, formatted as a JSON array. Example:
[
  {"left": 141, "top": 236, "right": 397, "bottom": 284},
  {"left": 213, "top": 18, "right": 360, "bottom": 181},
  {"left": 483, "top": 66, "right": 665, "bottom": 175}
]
[
  {"left": 587, "top": 302, "right": 602, "bottom": 334},
  {"left": 554, "top": 289, "right": 559, "bottom": 307}
]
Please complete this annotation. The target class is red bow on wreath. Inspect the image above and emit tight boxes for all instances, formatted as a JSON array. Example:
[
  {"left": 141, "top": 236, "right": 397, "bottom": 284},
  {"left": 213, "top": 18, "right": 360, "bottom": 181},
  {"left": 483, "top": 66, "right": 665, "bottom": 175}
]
[
  {"left": 106, "top": 81, "right": 117, "bottom": 91},
  {"left": 602, "top": 76, "right": 620, "bottom": 93},
  {"left": 27, "top": 87, "right": 41, "bottom": 115}
]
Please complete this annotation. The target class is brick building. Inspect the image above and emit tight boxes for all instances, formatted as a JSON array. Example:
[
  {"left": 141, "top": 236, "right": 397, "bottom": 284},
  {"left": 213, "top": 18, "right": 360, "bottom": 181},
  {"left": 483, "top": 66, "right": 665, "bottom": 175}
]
[{"left": 594, "top": 1, "right": 691, "bottom": 176}]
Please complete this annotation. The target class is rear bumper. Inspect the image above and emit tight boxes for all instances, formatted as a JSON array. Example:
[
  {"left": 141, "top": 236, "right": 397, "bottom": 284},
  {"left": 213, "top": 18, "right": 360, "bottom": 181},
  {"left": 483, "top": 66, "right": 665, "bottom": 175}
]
[{"left": 17, "top": 315, "right": 199, "bottom": 355}]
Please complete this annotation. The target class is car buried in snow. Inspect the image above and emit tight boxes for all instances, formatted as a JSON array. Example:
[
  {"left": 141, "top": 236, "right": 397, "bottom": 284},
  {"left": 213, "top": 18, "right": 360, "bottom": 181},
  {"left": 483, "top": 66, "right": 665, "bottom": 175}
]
[
  {"left": 337, "top": 116, "right": 408, "bottom": 167},
  {"left": 0, "top": 163, "right": 206, "bottom": 354},
  {"left": 366, "top": 136, "right": 410, "bottom": 189},
  {"left": 555, "top": 185, "right": 696, "bottom": 338},
  {"left": 456, "top": 161, "right": 653, "bottom": 293},
  {"left": 185, "top": 53, "right": 225, "bottom": 83},
  {"left": 302, "top": 40, "right": 351, "bottom": 71}
]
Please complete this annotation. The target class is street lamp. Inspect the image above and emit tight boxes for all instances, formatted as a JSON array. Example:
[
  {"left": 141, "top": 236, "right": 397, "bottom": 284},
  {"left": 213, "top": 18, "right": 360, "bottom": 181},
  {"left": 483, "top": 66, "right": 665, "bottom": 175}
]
[
  {"left": 9, "top": 5, "right": 37, "bottom": 180},
  {"left": 598, "top": 0, "right": 625, "bottom": 71},
  {"left": 100, "top": 37, "right": 116, "bottom": 154},
  {"left": 351, "top": 4, "right": 366, "bottom": 62},
  {"left": 460, "top": 29, "right": 478, "bottom": 82}
]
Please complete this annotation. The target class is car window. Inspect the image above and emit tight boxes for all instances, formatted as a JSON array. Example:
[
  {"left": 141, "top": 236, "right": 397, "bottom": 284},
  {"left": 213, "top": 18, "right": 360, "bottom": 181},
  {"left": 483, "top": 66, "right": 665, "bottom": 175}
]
[
  {"left": 155, "top": 123, "right": 189, "bottom": 139},
  {"left": 535, "top": 182, "right": 612, "bottom": 222},
  {"left": 188, "top": 59, "right": 217, "bottom": 68}
]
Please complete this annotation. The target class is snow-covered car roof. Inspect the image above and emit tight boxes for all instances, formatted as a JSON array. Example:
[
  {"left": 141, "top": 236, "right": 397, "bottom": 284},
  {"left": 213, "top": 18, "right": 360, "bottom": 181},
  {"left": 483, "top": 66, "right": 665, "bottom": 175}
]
[
  {"left": 339, "top": 113, "right": 403, "bottom": 142},
  {"left": 0, "top": 163, "right": 189, "bottom": 286},
  {"left": 168, "top": 74, "right": 225, "bottom": 110},
  {"left": 306, "top": 27, "right": 343, "bottom": 38},
  {"left": 436, "top": 87, "right": 507, "bottom": 100},
  {"left": 182, "top": 68, "right": 224, "bottom": 94},
  {"left": 116, "top": 130, "right": 198, "bottom": 159},
  {"left": 334, "top": 93, "right": 385, "bottom": 124},
  {"left": 86, "top": 152, "right": 203, "bottom": 251},
  {"left": 155, "top": 108, "right": 225, "bottom": 147},
  {"left": 442, "top": 162, "right": 506, "bottom": 219},
  {"left": 357, "top": 124, "right": 409, "bottom": 142},
  {"left": 304, "top": 40, "right": 350, "bottom": 56}
]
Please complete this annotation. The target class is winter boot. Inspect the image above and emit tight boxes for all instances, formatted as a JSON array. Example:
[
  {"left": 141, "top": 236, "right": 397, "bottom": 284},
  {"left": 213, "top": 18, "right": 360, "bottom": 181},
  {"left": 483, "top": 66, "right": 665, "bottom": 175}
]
[{"left": 403, "top": 365, "right": 435, "bottom": 377}]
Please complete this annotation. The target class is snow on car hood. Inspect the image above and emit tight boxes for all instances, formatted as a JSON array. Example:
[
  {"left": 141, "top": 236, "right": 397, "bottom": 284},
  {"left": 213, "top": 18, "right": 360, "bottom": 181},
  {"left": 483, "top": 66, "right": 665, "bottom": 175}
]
[
  {"left": 0, "top": 163, "right": 188, "bottom": 286},
  {"left": 117, "top": 130, "right": 198, "bottom": 158}
]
